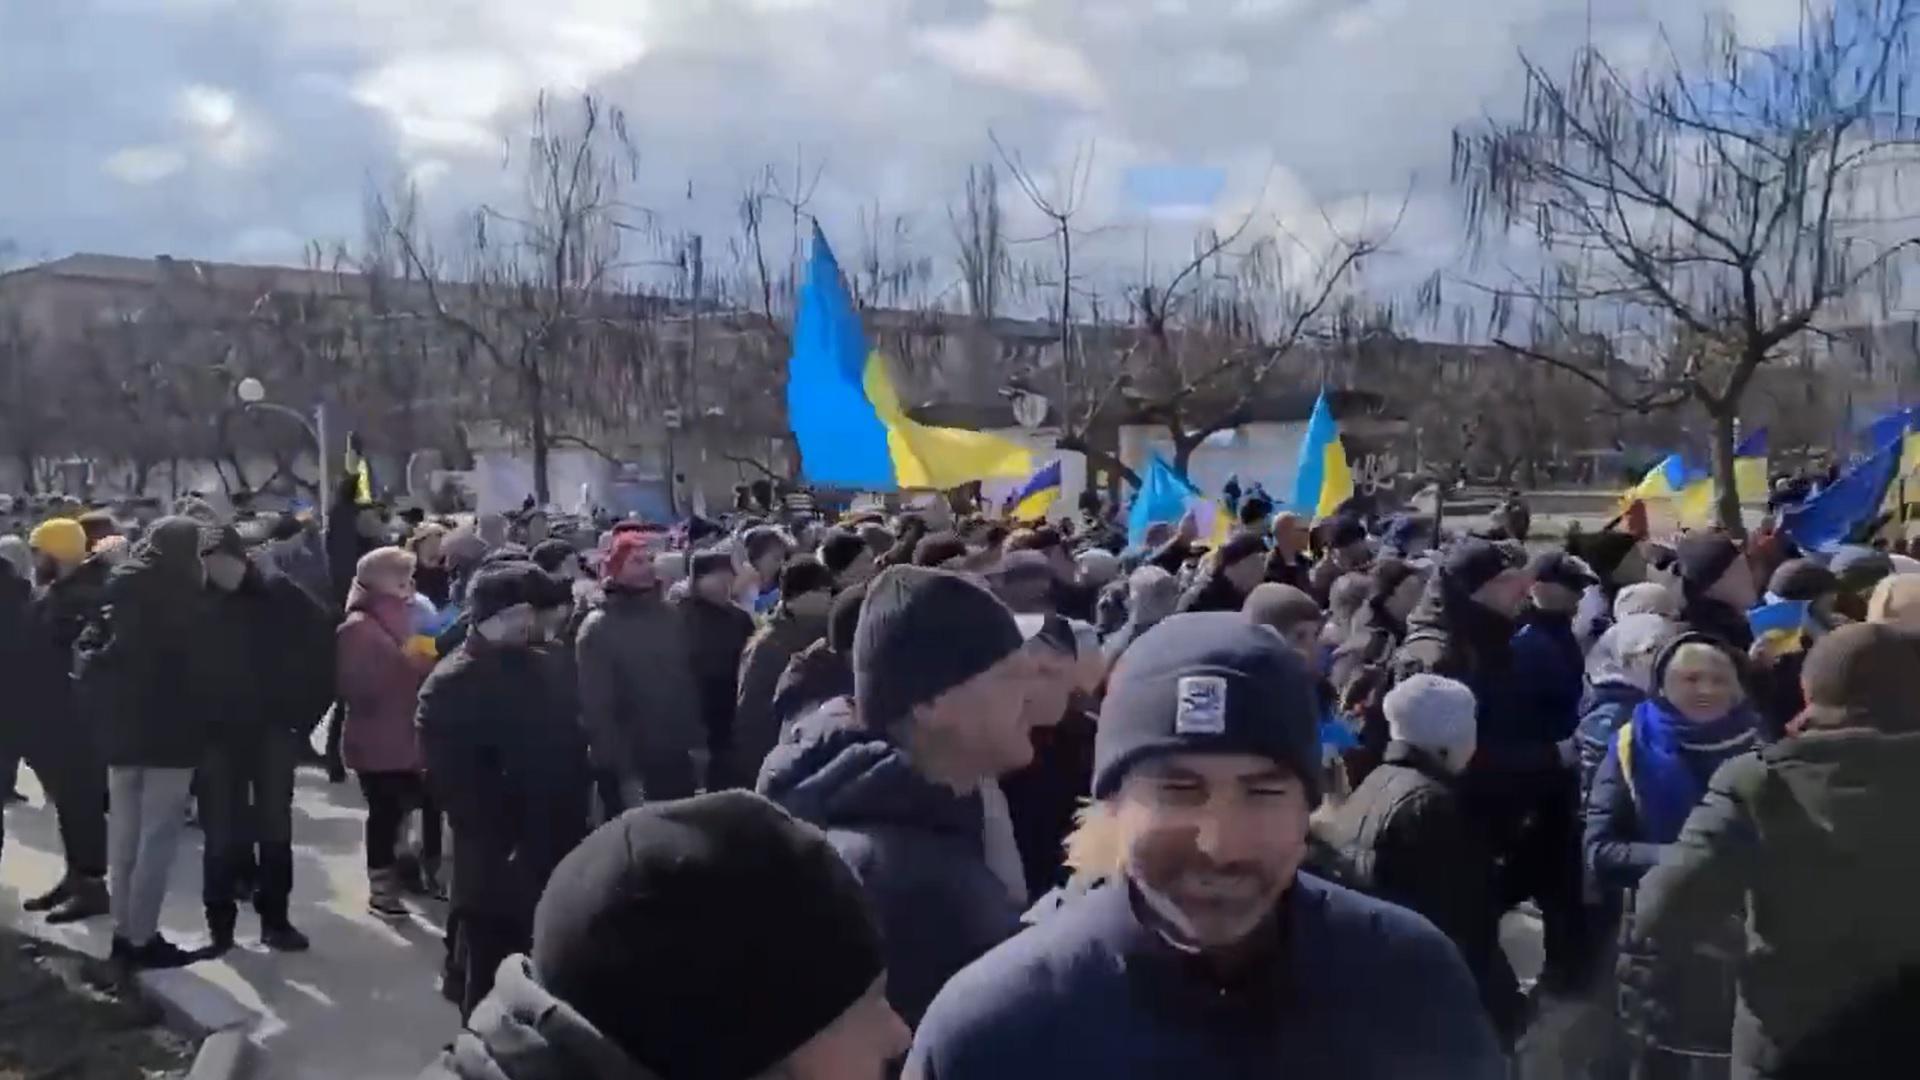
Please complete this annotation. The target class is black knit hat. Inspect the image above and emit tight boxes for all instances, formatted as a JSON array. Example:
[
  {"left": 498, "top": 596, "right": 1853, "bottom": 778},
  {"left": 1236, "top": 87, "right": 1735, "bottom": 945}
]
[
  {"left": 1094, "top": 612, "right": 1322, "bottom": 806},
  {"left": 819, "top": 529, "right": 868, "bottom": 575},
  {"left": 778, "top": 556, "right": 834, "bottom": 599},
  {"left": 531, "top": 792, "right": 884, "bottom": 1080},
  {"left": 855, "top": 565, "right": 1023, "bottom": 730},
  {"left": 828, "top": 582, "right": 867, "bottom": 654}
]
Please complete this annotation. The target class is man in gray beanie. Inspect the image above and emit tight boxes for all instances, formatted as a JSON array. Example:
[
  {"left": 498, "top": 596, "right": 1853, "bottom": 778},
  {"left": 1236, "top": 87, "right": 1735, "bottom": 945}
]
[
  {"left": 1317, "top": 673, "right": 1522, "bottom": 1044},
  {"left": 757, "top": 565, "right": 1035, "bottom": 1028},
  {"left": 908, "top": 613, "right": 1503, "bottom": 1080}
]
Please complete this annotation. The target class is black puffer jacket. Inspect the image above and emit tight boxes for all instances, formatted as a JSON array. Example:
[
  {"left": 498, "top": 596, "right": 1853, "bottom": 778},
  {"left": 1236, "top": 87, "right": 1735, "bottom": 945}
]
[
  {"left": 418, "top": 636, "right": 591, "bottom": 924},
  {"left": 75, "top": 518, "right": 220, "bottom": 769},
  {"left": 1315, "top": 741, "right": 1521, "bottom": 1041},
  {"left": 1635, "top": 729, "right": 1920, "bottom": 1079}
]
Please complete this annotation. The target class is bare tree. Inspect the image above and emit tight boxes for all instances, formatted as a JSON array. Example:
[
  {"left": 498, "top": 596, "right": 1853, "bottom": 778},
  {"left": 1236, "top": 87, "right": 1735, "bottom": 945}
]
[
  {"left": 0, "top": 303, "right": 63, "bottom": 491},
  {"left": 1451, "top": 0, "right": 1920, "bottom": 531},
  {"left": 386, "top": 92, "right": 646, "bottom": 504}
]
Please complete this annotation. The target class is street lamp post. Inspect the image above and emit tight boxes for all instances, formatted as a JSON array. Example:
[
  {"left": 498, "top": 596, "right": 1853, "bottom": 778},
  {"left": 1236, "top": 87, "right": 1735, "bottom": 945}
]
[{"left": 236, "top": 377, "right": 330, "bottom": 528}]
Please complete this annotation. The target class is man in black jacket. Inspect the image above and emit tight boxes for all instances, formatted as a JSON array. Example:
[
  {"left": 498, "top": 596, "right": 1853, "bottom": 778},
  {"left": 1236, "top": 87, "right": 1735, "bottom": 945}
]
[
  {"left": 1318, "top": 673, "right": 1522, "bottom": 1043},
  {"left": 78, "top": 516, "right": 220, "bottom": 969},
  {"left": 199, "top": 527, "right": 335, "bottom": 953},
  {"left": 679, "top": 550, "right": 754, "bottom": 788},
  {"left": 420, "top": 563, "right": 591, "bottom": 1019},
  {"left": 1176, "top": 531, "right": 1268, "bottom": 614},
  {"left": 17, "top": 518, "right": 114, "bottom": 924}
]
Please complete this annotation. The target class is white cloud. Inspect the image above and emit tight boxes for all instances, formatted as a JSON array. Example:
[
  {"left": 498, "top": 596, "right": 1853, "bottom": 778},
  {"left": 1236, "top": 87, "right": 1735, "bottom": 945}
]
[
  {"left": 177, "top": 83, "right": 237, "bottom": 130},
  {"left": 103, "top": 145, "right": 188, "bottom": 184},
  {"left": 914, "top": 15, "right": 1105, "bottom": 108}
]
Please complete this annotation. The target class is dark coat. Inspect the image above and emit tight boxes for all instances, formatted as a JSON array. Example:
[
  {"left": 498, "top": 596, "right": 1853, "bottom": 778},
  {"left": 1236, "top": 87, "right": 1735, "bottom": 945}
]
[
  {"left": 419, "top": 957, "right": 646, "bottom": 1080},
  {"left": 1584, "top": 734, "right": 1741, "bottom": 1059},
  {"left": 74, "top": 520, "right": 220, "bottom": 769},
  {"left": 0, "top": 567, "right": 33, "bottom": 762},
  {"left": 723, "top": 608, "right": 826, "bottom": 790},
  {"left": 204, "top": 567, "right": 335, "bottom": 743},
  {"left": 1174, "top": 569, "right": 1243, "bottom": 614},
  {"left": 1634, "top": 729, "right": 1920, "bottom": 1080},
  {"left": 768, "top": 638, "right": 851, "bottom": 738},
  {"left": 17, "top": 556, "right": 110, "bottom": 737},
  {"left": 1315, "top": 742, "right": 1521, "bottom": 1039},
  {"left": 1393, "top": 581, "right": 1557, "bottom": 852},
  {"left": 324, "top": 494, "right": 373, "bottom": 612},
  {"left": 756, "top": 697, "right": 1020, "bottom": 1027},
  {"left": 574, "top": 588, "right": 703, "bottom": 799},
  {"left": 678, "top": 594, "right": 755, "bottom": 770},
  {"left": 418, "top": 636, "right": 591, "bottom": 924},
  {"left": 906, "top": 873, "right": 1505, "bottom": 1080}
]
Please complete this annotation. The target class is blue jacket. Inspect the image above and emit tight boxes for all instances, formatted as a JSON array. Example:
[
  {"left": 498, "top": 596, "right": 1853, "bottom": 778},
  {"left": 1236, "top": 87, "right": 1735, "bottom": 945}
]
[
  {"left": 1509, "top": 611, "right": 1585, "bottom": 744},
  {"left": 757, "top": 698, "right": 1020, "bottom": 1028},
  {"left": 906, "top": 874, "right": 1505, "bottom": 1080}
]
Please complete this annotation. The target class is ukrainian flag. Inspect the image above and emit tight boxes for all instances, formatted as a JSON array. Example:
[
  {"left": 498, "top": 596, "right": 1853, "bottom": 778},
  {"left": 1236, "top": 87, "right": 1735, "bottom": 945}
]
[
  {"left": 1127, "top": 455, "right": 1232, "bottom": 548},
  {"left": 787, "top": 229, "right": 1032, "bottom": 490},
  {"left": 1748, "top": 599, "right": 1810, "bottom": 658},
  {"left": 1734, "top": 428, "right": 1769, "bottom": 503},
  {"left": 1621, "top": 452, "right": 1713, "bottom": 528},
  {"left": 1290, "top": 389, "right": 1353, "bottom": 520},
  {"left": 1007, "top": 459, "right": 1063, "bottom": 520}
]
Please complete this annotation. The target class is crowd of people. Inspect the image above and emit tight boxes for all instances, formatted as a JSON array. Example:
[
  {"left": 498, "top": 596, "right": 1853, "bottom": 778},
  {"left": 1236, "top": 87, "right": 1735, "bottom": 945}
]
[{"left": 3, "top": 478, "right": 1917, "bottom": 1079}]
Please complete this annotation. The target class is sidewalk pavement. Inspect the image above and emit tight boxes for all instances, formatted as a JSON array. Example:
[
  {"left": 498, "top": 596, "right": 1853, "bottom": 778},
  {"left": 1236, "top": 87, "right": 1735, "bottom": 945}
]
[{"left": 1, "top": 764, "right": 457, "bottom": 1080}]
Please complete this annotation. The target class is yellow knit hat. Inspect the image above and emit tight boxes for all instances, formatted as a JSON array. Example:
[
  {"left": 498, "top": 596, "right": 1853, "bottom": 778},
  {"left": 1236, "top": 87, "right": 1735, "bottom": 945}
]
[{"left": 29, "top": 518, "right": 89, "bottom": 564}]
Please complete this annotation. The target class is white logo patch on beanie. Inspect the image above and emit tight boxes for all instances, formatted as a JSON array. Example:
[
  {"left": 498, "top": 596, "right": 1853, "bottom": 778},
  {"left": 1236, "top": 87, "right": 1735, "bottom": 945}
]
[{"left": 1175, "top": 675, "right": 1228, "bottom": 734}]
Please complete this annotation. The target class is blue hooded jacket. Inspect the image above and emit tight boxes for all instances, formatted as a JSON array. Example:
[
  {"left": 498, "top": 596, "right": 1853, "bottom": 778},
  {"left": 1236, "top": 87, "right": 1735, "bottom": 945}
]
[
  {"left": 906, "top": 874, "right": 1504, "bottom": 1080},
  {"left": 757, "top": 698, "right": 1020, "bottom": 1028}
]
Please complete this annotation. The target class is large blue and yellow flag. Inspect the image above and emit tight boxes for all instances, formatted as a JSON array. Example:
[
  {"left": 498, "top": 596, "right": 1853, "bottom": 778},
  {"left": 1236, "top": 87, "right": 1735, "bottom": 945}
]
[
  {"left": 1289, "top": 389, "right": 1353, "bottom": 520},
  {"left": 1007, "top": 459, "right": 1062, "bottom": 520},
  {"left": 787, "top": 229, "right": 1032, "bottom": 490}
]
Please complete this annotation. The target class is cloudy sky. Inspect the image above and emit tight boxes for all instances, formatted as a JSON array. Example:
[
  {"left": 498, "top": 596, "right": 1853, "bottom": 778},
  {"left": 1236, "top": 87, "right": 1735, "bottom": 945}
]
[{"left": 0, "top": 0, "right": 1817, "bottom": 307}]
